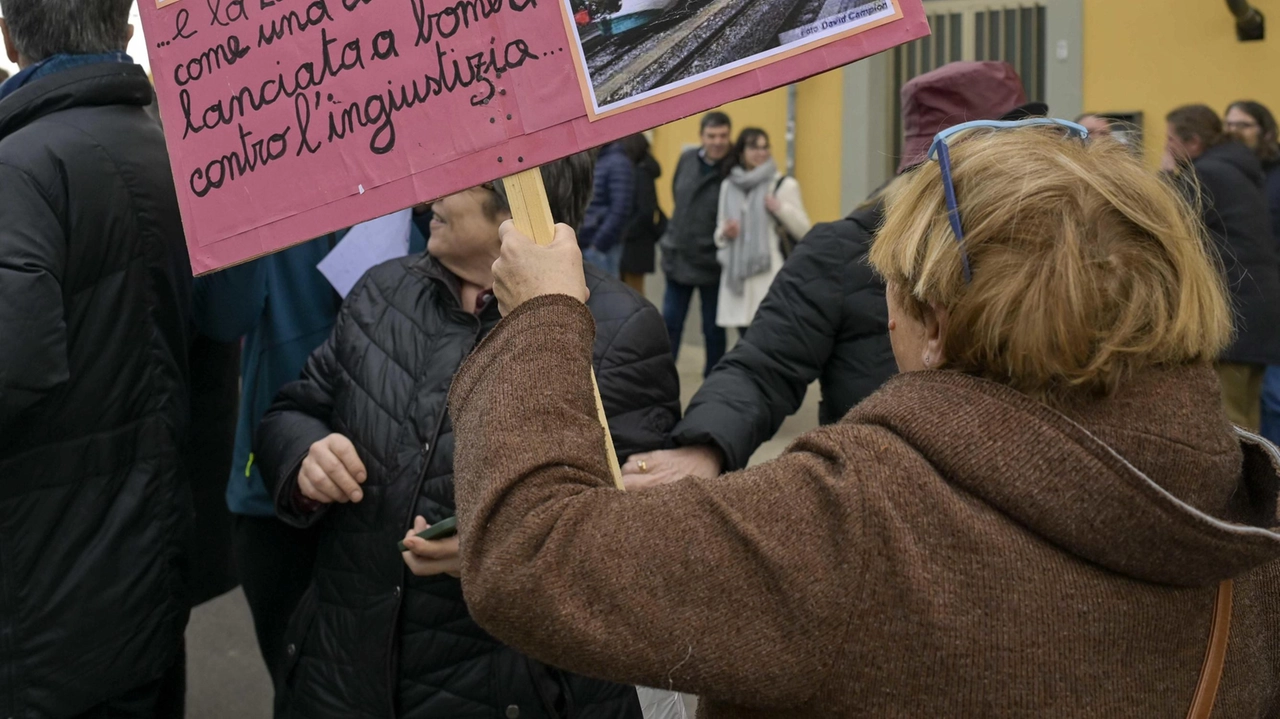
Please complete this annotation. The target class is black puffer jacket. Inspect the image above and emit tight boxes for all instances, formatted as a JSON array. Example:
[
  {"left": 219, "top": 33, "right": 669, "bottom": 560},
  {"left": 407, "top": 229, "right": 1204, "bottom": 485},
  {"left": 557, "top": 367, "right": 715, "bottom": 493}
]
[
  {"left": 1187, "top": 142, "right": 1280, "bottom": 365},
  {"left": 670, "top": 203, "right": 897, "bottom": 470},
  {"left": 0, "top": 63, "right": 192, "bottom": 717},
  {"left": 256, "top": 256, "right": 678, "bottom": 719}
]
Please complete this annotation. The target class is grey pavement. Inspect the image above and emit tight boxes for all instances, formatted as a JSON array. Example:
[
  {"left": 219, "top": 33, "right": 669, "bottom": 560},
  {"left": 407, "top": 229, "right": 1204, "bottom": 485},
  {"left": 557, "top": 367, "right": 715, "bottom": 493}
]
[
  {"left": 186, "top": 272, "right": 820, "bottom": 717},
  {"left": 187, "top": 589, "right": 273, "bottom": 719}
]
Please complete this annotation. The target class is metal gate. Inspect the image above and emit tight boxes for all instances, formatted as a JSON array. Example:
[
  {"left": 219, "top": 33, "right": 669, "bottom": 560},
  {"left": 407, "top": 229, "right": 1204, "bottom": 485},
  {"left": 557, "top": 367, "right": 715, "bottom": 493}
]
[{"left": 890, "top": 2, "right": 1049, "bottom": 164}]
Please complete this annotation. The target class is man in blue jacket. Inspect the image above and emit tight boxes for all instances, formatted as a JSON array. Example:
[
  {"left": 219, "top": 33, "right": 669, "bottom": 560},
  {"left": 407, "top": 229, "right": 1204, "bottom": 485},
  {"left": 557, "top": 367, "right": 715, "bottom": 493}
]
[{"left": 193, "top": 218, "right": 427, "bottom": 689}]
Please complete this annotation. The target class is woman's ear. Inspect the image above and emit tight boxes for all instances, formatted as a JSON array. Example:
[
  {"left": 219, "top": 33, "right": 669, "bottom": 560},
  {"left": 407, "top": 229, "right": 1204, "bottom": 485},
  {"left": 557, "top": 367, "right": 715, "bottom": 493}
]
[{"left": 921, "top": 302, "right": 949, "bottom": 368}]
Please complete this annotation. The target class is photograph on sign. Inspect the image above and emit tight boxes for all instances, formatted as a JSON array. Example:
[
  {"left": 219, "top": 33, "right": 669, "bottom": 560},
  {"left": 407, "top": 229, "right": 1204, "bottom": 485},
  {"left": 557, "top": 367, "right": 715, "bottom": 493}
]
[{"left": 565, "top": 0, "right": 896, "bottom": 114}]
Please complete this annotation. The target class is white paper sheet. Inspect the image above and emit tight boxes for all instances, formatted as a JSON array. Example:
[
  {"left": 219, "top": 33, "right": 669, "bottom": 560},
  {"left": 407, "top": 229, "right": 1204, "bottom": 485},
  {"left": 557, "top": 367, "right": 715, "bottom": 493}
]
[{"left": 317, "top": 209, "right": 414, "bottom": 298}]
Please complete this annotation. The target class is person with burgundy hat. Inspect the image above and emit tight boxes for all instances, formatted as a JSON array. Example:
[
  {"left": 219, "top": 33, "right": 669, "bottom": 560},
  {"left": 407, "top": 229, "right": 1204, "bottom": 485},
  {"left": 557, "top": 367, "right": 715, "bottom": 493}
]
[{"left": 622, "top": 61, "right": 1045, "bottom": 487}]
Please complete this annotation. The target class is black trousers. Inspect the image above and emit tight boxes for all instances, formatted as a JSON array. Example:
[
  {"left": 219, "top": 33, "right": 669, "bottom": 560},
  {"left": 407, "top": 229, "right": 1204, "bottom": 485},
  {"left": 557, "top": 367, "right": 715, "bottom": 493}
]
[
  {"left": 231, "top": 514, "right": 322, "bottom": 685},
  {"left": 71, "top": 644, "right": 185, "bottom": 719}
]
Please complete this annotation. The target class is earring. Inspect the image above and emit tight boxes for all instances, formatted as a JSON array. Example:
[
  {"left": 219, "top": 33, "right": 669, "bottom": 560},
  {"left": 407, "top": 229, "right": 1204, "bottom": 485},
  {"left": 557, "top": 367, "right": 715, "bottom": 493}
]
[{"left": 923, "top": 354, "right": 932, "bottom": 368}]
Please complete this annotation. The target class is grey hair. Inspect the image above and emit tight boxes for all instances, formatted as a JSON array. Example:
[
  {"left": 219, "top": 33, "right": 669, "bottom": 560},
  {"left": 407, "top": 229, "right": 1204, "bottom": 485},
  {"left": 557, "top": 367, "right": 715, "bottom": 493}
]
[
  {"left": 486, "top": 151, "right": 597, "bottom": 231},
  {"left": 0, "top": 0, "right": 133, "bottom": 62}
]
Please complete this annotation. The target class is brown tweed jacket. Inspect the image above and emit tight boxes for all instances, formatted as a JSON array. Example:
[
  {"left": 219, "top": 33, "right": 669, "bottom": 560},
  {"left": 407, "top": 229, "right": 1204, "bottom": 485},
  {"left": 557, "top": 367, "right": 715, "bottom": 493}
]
[{"left": 450, "top": 295, "right": 1280, "bottom": 718}]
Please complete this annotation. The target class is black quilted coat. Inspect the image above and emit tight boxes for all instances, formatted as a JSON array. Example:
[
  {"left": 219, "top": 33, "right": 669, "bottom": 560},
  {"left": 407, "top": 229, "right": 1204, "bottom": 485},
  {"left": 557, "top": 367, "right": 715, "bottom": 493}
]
[
  {"left": 256, "top": 255, "right": 679, "bottom": 719},
  {"left": 670, "top": 202, "right": 897, "bottom": 470}
]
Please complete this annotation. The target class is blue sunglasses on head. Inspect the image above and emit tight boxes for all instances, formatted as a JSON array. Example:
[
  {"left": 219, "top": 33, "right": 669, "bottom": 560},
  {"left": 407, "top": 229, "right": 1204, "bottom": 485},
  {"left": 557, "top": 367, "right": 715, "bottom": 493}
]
[{"left": 927, "top": 118, "right": 1091, "bottom": 283}]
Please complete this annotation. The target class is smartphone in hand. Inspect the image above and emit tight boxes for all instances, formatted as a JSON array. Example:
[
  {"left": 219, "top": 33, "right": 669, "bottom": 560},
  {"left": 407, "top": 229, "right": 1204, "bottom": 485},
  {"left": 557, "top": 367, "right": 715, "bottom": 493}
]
[{"left": 396, "top": 516, "right": 457, "bottom": 552}]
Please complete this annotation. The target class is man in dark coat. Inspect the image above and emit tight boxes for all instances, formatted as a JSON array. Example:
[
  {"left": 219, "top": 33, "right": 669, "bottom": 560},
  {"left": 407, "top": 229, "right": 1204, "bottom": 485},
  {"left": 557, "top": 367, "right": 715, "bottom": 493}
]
[
  {"left": 661, "top": 111, "right": 733, "bottom": 377},
  {"left": 255, "top": 154, "right": 680, "bottom": 719},
  {"left": 1166, "top": 104, "right": 1280, "bottom": 431},
  {"left": 144, "top": 93, "right": 242, "bottom": 610},
  {"left": 0, "top": 0, "right": 194, "bottom": 715},
  {"left": 1225, "top": 101, "right": 1280, "bottom": 443},
  {"left": 622, "top": 61, "right": 1041, "bottom": 484}
]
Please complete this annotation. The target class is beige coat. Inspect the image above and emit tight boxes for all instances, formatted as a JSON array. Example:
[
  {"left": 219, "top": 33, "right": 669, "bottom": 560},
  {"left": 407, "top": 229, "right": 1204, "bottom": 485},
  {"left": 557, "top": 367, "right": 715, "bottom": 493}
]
[{"left": 451, "top": 296, "right": 1280, "bottom": 718}]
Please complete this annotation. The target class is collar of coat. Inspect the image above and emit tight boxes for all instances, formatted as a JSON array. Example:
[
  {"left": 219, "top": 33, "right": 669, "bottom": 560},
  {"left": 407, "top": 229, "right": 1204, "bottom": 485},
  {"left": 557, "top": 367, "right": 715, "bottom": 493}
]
[
  {"left": 409, "top": 253, "right": 500, "bottom": 319},
  {"left": 0, "top": 62, "right": 151, "bottom": 142},
  {"left": 847, "top": 365, "right": 1280, "bottom": 587}
]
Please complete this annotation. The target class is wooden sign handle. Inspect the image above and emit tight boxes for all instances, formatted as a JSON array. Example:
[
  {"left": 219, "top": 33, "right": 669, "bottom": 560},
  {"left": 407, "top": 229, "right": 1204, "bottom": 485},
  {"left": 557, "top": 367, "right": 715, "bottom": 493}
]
[{"left": 501, "top": 168, "right": 626, "bottom": 491}]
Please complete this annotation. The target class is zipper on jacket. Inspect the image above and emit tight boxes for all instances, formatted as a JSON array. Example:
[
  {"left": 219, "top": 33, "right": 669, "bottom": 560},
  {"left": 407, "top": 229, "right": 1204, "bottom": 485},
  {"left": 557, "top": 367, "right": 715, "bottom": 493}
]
[{"left": 384, "top": 309, "right": 485, "bottom": 718}]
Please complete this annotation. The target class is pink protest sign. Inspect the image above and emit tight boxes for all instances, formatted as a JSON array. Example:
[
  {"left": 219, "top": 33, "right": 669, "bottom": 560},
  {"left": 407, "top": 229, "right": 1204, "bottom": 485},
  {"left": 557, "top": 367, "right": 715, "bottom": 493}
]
[{"left": 138, "top": 0, "right": 927, "bottom": 273}]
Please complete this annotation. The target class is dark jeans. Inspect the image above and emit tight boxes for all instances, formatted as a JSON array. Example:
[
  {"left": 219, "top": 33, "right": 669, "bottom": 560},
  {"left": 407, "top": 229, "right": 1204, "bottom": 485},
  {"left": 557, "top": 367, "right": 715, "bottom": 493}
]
[
  {"left": 1262, "top": 366, "right": 1280, "bottom": 444},
  {"left": 232, "top": 514, "right": 322, "bottom": 686},
  {"left": 72, "top": 644, "right": 185, "bottom": 718},
  {"left": 663, "top": 279, "right": 726, "bottom": 377}
]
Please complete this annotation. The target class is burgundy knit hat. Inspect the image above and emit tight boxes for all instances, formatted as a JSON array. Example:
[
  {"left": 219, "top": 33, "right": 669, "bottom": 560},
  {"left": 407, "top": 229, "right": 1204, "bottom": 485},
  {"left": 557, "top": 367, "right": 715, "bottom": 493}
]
[{"left": 897, "top": 61, "right": 1040, "bottom": 174}]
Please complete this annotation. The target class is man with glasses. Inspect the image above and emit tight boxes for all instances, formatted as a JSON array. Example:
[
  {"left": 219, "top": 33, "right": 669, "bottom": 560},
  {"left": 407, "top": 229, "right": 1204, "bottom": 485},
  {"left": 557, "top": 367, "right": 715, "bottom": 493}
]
[
  {"left": 1224, "top": 101, "right": 1280, "bottom": 445},
  {"left": 254, "top": 154, "right": 679, "bottom": 719},
  {"left": 1166, "top": 104, "right": 1280, "bottom": 432},
  {"left": 1076, "top": 113, "right": 1114, "bottom": 138},
  {"left": 1225, "top": 100, "right": 1280, "bottom": 247}
]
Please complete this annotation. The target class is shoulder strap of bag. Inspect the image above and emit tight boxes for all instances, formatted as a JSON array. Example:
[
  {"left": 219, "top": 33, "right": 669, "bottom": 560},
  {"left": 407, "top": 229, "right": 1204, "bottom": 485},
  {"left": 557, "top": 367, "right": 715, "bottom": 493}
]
[
  {"left": 1186, "top": 580, "right": 1233, "bottom": 719},
  {"left": 1032, "top": 408, "right": 1234, "bottom": 718},
  {"left": 769, "top": 176, "right": 788, "bottom": 224}
]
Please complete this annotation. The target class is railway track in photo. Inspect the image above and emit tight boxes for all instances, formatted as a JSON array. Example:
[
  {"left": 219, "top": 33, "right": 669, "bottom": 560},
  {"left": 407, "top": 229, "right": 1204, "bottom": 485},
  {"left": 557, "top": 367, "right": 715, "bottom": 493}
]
[
  {"left": 644, "top": 0, "right": 773, "bottom": 87},
  {"left": 585, "top": 0, "right": 793, "bottom": 103},
  {"left": 580, "top": 0, "right": 886, "bottom": 107}
]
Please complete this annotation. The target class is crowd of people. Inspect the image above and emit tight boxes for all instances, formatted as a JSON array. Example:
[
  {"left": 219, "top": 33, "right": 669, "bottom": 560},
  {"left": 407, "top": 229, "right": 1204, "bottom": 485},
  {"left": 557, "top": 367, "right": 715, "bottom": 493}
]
[{"left": 7, "top": 2, "right": 1280, "bottom": 718}]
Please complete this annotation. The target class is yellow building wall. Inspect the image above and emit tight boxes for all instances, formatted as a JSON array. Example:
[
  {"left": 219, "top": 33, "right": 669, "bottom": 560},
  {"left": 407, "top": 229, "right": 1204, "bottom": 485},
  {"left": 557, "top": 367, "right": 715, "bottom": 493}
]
[
  {"left": 794, "top": 70, "right": 846, "bottom": 224},
  {"left": 650, "top": 70, "right": 846, "bottom": 224},
  {"left": 1083, "top": 0, "right": 1280, "bottom": 162}
]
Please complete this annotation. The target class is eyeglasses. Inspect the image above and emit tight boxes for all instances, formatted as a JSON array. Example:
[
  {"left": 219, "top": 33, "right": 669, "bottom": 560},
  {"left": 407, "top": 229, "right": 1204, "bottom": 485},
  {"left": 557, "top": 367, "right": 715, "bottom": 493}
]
[
  {"left": 927, "top": 118, "right": 1090, "bottom": 283},
  {"left": 1226, "top": 120, "right": 1260, "bottom": 132}
]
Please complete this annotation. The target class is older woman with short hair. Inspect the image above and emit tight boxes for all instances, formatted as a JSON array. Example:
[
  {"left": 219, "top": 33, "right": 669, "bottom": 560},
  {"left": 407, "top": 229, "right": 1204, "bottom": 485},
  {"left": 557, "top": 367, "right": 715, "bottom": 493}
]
[
  {"left": 253, "top": 153, "right": 679, "bottom": 719},
  {"left": 447, "top": 123, "right": 1280, "bottom": 718}
]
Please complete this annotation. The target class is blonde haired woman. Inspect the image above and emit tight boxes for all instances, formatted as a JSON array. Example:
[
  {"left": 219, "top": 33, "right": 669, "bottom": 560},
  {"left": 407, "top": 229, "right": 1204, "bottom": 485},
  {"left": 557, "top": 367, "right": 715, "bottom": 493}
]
[
  {"left": 715, "top": 127, "right": 811, "bottom": 332},
  {"left": 448, "top": 121, "right": 1280, "bottom": 717}
]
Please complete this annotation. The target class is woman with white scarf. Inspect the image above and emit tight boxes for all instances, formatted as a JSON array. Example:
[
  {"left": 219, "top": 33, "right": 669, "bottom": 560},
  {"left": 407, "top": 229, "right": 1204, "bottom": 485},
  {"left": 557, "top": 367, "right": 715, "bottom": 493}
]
[{"left": 715, "top": 128, "right": 812, "bottom": 332}]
